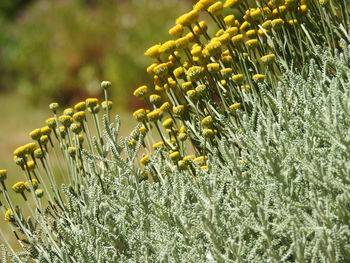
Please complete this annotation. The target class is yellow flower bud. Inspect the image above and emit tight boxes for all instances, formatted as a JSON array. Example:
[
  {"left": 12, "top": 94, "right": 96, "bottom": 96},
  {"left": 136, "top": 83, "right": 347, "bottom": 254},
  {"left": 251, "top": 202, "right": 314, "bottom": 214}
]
[
  {"left": 133, "top": 85, "right": 149, "bottom": 98},
  {"left": 168, "top": 24, "right": 184, "bottom": 39},
  {"left": 144, "top": 44, "right": 161, "bottom": 59},
  {"left": 232, "top": 74, "right": 245, "bottom": 84},
  {"left": 176, "top": 10, "right": 199, "bottom": 27},
  {"left": 207, "top": 2, "right": 223, "bottom": 16},
  {"left": 162, "top": 118, "right": 174, "bottom": 129}
]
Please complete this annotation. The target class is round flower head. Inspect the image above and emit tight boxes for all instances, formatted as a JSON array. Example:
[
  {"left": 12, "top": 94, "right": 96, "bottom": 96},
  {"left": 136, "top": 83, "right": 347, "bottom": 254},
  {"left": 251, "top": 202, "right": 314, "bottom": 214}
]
[
  {"left": 201, "top": 116, "right": 213, "bottom": 127},
  {"left": 153, "top": 63, "right": 168, "bottom": 77},
  {"left": 29, "top": 128, "right": 42, "bottom": 141},
  {"left": 253, "top": 74, "right": 265, "bottom": 82},
  {"left": 221, "top": 68, "right": 233, "bottom": 78},
  {"left": 262, "top": 20, "right": 272, "bottom": 29},
  {"left": 207, "top": 2, "right": 223, "bottom": 16},
  {"left": 101, "top": 80, "right": 112, "bottom": 90},
  {"left": 140, "top": 155, "right": 150, "bottom": 165},
  {"left": 186, "top": 66, "right": 204, "bottom": 82},
  {"left": 133, "top": 85, "right": 149, "bottom": 98},
  {"left": 24, "top": 142, "right": 36, "bottom": 155},
  {"left": 40, "top": 135, "right": 49, "bottom": 146},
  {"left": 160, "top": 102, "right": 171, "bottom": 112},
  {"left": 271, "top": 18, "right": 284, "bottom": 29},
  {"left": 245, "top": 39, "right": 259, "bottom": 49},
  {"left": 144, "top": 44, "right": 161, "bottom": 59},
  {"left": 34, "top": 148, "right": 45, "bottom": 159},
  {"left": 250, "top": 8, "right": 262, "bottom": 20},
  {"left": 186, "top": 90, "right": 198, "bottom": 101},
  {"left": 241, "top": 85, "right": 251, "bottom": 89},
  {"left": 0, "top": 169, "right": 7, "bottom": 182},
  {"left": 159, "top": 40, "right": 176, "bottom": 55},
  {"left": 13, "top": 146, "right": 27, "bottom": 158},
  {"left": 173, "top": 105, "right": 186, "bottom": 116},
  {"left": 147, "top": 109, "right": 162, "bottom": 122},
  {"left": 46, "top": 117, "right": 57, "bottom": 129},
  {"left": 205, "top": 40, "right": 222, "bottom": 56},
  {"left": 162, "top": 118, "right": 174, "bottom": 129},
  {"left": 86, "top": 98, "right": 99, "bottom": 108},
  {"left": 147, "top": 63, "right": 159, "bottom": 75},
  {"left": 232, "top": 74, "right": 245, "bottom": 84},
  {"left": 73, "top": 111, "right": 86, "bottom": 122},
  {"left": 193, "top": 0, "right": 215, "bottom": 11},
  {"left": 4, "top": 208, "right": 17, "bottom": 223},
  {"left": 133, "top": 109, "right": 147, "bottom": 122},
  {"left": 207, "top": 63, "right": 220, "bottom": 73},
  {"left": 298, "top": 5, "right": 308, "bottom": 13},
  {"left": 224, "top": 0, "right": 240, "bottom": 8},
  {"left": 152, "top": 141, "right": 164, "bottom": 149},
  {"left": 63, "top": 108, "right": 74, "bottom": 117},
  {"left": 178, "top": 159, "right": 189, "bottom": 170},
  {"left": 203, "top": 128, "right": 215, "bottom": 139},
  {"left": 49, "top": 102, "right": 59, "bottom": 113},
  {"left": 102, "top": 101, "right": 113, "bottom": 111},
  {"left": 70, "top": 123, "right": 82, "bottom": 134},
  {"left": 173, "top": 67, "right": 186, "bottom": 79},
  {"left": 218, "top": 33, "right": 231, "bottom": 45},
  {"left": 26, "top": 161, "right": 36, "bottom": 172},
  {"left": 149, "top": 94, "right": 162, "bottom": 105},
  {"left": 180, "top": 82, "right": 192, "bottom": 93},
  {"left": 74, "top": 102, "right": 86, "bottom": 111},
  {"left": 169, "top": 151, "right": 180, "bottom": 161},
  {"left": 191, "top": 45, "right": 202, "bottom": 57},
  {"left": 57, "top": 126, "right": 67, "bottom": 138},
  {"left": 246, "top": 29, "right": 257, "bottom": 38},
  {"left": 12, "top": 181, "right": 26, "bottom": 193},
  {"left": 176, "top": 10, "right": 199, "bottom": 27},
  {"left": 288, "top": 19, "right": 298, "bottom": 25},
  {"left": 240, "top": 21, "right": 250, "bottom": 32},
  {"left": 58, "top": 115, "right": 73, "bottom": 127},
  {"left": 224, "top": 15, "right": 235, "bottom": 26},
  {"left": 260, "top": 54, "right": 276, "bottom": 64},
  {"left": 194, "top": 156, "right": 208, "bottom": 166},
  {"left": 231, "top": 34, "right": 244, "bottom": 46},
  {"left": 41, "top": 126, "right": 52, "bottom": 136},
  {"left": 175, "top": 36, "right": 190, "bottom": 49},
  {"left": 169, "top": 24, "right": 184, "bottom": 39}
]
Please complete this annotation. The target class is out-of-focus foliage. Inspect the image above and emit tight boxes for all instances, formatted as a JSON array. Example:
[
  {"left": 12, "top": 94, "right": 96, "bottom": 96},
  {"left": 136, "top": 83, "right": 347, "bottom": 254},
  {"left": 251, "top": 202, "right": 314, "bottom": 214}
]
[{"left": 0, "top": 0, "right": 190, "bottom": 107}]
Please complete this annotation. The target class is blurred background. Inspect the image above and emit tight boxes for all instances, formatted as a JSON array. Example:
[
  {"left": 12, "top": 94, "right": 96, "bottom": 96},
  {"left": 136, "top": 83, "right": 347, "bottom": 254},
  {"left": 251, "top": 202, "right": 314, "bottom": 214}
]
[
  {"left": 0, "top": 0, "right": 193, "bottom": 172},
  {"left": 0, "top": 0, "right": 192, "bottom": 249}
]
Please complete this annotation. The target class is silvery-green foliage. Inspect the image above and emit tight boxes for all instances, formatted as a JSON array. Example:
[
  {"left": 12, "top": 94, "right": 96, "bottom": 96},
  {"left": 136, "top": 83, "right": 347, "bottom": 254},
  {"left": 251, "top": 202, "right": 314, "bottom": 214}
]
[{"left": 12, "top": 46, "right": 350, "bottom": 262}]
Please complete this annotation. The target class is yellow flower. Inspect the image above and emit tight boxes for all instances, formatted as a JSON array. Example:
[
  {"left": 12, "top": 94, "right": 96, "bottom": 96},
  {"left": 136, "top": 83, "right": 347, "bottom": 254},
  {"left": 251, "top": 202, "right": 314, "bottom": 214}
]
[
  {"left": 147, "top": 109, "right": 162, "bottom": 121},
  {"left": 29, "top": 128, "right": 42, "bottom": 141},
  {"left": 241, "top": 85, "right": 251, "bottom": 89},
  {"left": 224, "top": 0, "right": 240, "bottom": 8},
  {"left": 152, "top": 141, "right": 164, "bottom": 149},
  {"left": 149, "top": 94, "right": 162, "bottom": 104},
  {"left": 12, "top": 181, "right": 26, "bottom": 193},
  {"left": 271, "top": 18, "right": 284, "bottom": 29},
  {"left": 168, "top": 24, "right": 184, "bottom": 39},
  {"left": 186, "top": 66, "right": 204, "bottom": 82},
  {"left": 262, "top": 20, "right": 272, "bottom": 29},
  {"left": 24, "top": 143, "right": 37, "bottom": 155},
  {"left": 207, "top": 2, "right": 223, "bottom": 16},
  {"left": 85, "top": 98, "right": 99, "bottom": 108},
  {"left": 224, "top": 15, "right": 235, "bottom": 26},
  {"left": 45, "top": 117, "right": 57, "bottom": 129},
  {"left": 73, "top": 111, "right": 86, "bottom": 122},
  {"left": 201, "top": 116, "right": 213, "bottom": 127},
  {"left": 140, "top": 155, "right": 150, "bottom": 165},
  {"left": 58, "top": 115, "right": 73, "bottom": 127},
  {"left": 232, "top": 74, "right": 245, "bottom": 84},
  {"left": 13, "top": 146, "right": 27, "bottom": 158},
  {"left": 175, "top": 36, "right": 190, "bottom": 49},
  {"left": 252, "top": 74, "right": 265, "bottom": 82},
  {"left": 245, "top": 39, "right": 259, "bottom": 49},
  {"left": 193, "top": 0, "right": 215, "bottom": 11},
  {"left": 160, "top": 102, "right": 171, "bottom": 112},
  {"left": 159, "top": 40, "right": 176, "bottom": 54},
  {"left": 0, "top": 169, "right": 7, "bottom": 181},
  {"left": 260, "top": 54, "right": 276, "bottom": 64},
  {"left": 133, "top": 85, "right": 149, "bottom": 98},
  {"left": 231, "top": 34, "right": 244, "bottom": 46},
  {"left": 203, "top": 129, "right": 215, "bottom": 139},
  {"left": 240, "top": 21, "right": 250, "bottom": 31},
  {"left": 169, "top": 151, "right": 180, "bottom": 161},
  {"left": 144, "top": 44, "right": 161, "bottom": 59},
  {"left": 162, "top": 118, "right": 174, "bottom": 129},
  {"left": 133, "top": 109, "right": 147, "bottom": 122},
  {"left": 26, "top": 160, "right": 36, "bottom": 171},
  {"left": 229, "top": 103, "right": 241, "bottom": 111},
  {"left": 176, "top": 10, "right": 199, "bottom": 27},
  {"left": 74, "top": 101, "right": 86, "bottom": 111},
  {"left": 173, "top": 105, "right": 186, "bottom": 116},
  {"left": 41, "top": 126, "right": 52, "bottom": 136},
  {"left": 194, "top": 156, "right": 208, "bottom": 165},
  {"left": 153, "top": 63, "right": 168, "bottom": 77},
  {"left": 63, "top": 108, "right": 74, "bottom": 116},
  {"left": 207, "top": 62, "right": 220, "bottom": 73}
]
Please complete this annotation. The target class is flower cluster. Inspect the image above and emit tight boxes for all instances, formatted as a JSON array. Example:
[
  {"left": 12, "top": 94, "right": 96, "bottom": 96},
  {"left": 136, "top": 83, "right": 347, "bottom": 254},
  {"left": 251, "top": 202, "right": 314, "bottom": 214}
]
[{"left": 133, "top": 0, "right": 347, "bottom": 173}]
